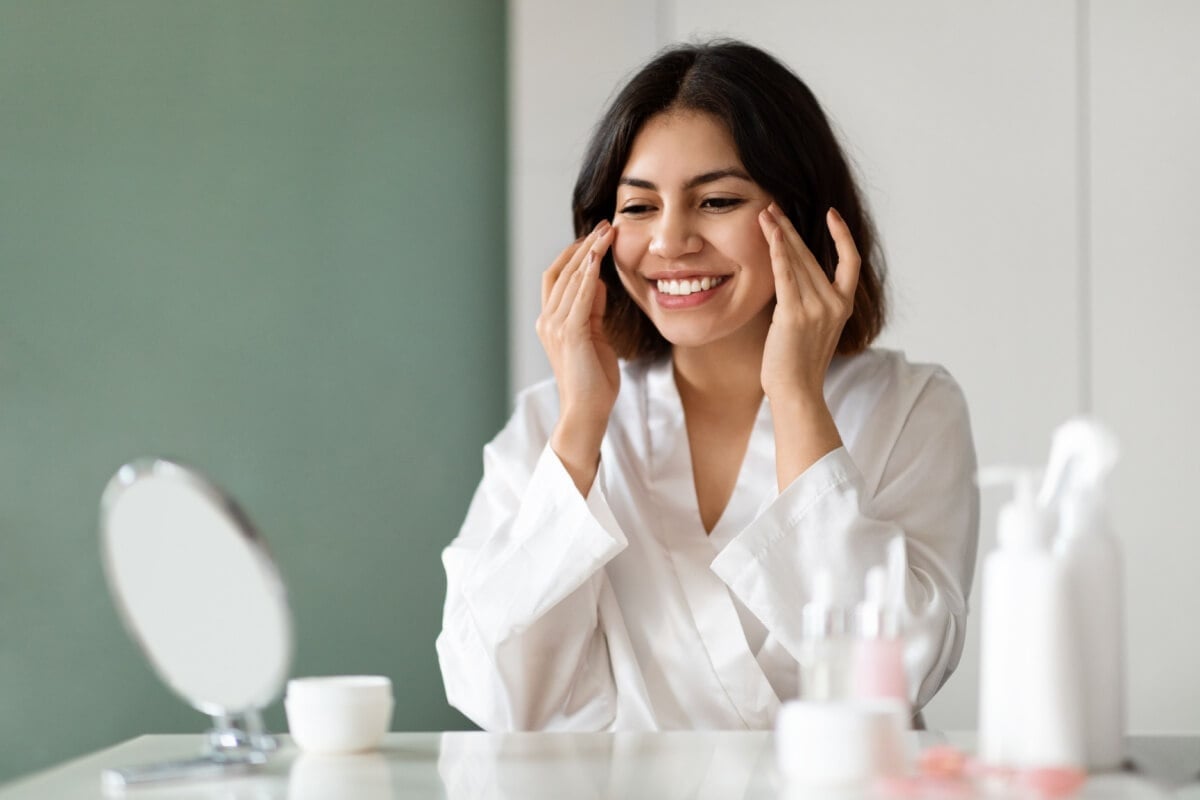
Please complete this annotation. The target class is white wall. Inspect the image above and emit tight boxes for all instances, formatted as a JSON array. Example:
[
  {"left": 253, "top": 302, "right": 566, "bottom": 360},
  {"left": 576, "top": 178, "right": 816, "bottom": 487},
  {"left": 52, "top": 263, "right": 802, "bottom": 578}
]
[
  {"left": 509, "top": 0, "right": 1200, "bottom": 732},
  {"left": 1091, "top": 1, "right": 1200, "bottom": 732},
  {"left": 507, "top": 1, "right": 662, "bottom": 391}
]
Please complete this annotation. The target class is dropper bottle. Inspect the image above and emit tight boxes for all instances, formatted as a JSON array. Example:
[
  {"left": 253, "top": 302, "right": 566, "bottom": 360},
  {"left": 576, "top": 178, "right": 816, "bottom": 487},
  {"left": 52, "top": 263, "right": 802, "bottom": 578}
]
[
  {"left": 797, "top": 569, "right": 849, "bottom": 702},
  {"left": 851, "top": 547, "right": 909, "bottom": 718}
]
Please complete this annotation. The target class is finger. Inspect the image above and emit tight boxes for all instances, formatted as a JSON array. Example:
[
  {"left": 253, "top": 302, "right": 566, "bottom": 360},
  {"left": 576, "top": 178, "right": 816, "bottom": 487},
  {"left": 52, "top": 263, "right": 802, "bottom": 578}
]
[
  {"left": 768, "top": 203, "right": 833, "bottom": 301},
  {"left": 590, "top": 267, "right": 608, "bottom": 325},
  {"left": 566, "top": 229, "right": 613, "bottom": 327},
  {"left": 544, "top": 253, "right": 582, "bottom": 317},
  {"left": 542, "top": 238, "right": 584, "bottom": 307},
  {"left": 545, "top": 224, "right": 606, "bottom": 314},
  {"left": 759, "top": 208, "right": 812, "bottom": 305},
  {"left": 827, "top": 207, "right": 862, "bottom": 301},
  {"left": 544, "top": 239, "right": 588, "bottom": 313},
  {"left": 566, "top": 250, "right": 602, "bottom": 328}
]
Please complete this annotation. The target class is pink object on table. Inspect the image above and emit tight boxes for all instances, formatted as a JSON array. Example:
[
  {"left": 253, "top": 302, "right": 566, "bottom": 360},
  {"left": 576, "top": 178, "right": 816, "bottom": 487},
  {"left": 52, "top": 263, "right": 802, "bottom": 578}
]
[
  {"left": 1016, "top": 766, "right": 1088, "bottom": 797},
  {"left": 918, "top": 744, "right": 968, "bottom": 779},
  {"left": 851, "top": 638, "right": 909, "bottom": 704},
  {"left": 875, "top": 774, "right": 974, "bottom": 799}
]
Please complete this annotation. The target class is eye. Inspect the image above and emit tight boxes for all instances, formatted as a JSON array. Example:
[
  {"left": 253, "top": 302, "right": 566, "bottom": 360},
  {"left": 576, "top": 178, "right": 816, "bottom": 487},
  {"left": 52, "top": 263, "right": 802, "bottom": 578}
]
[
  {"left": 618, "top": 203, "right": 656, "bottom": 217},
  {"left": 701, "top": 197, "right": 745, "bottom": 212}
]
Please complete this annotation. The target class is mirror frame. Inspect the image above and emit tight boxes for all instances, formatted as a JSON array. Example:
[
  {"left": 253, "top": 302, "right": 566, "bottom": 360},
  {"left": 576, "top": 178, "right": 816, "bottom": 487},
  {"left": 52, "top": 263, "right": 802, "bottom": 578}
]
[{"left": 98, "top": 457, "right": 294, "bottom": 788}]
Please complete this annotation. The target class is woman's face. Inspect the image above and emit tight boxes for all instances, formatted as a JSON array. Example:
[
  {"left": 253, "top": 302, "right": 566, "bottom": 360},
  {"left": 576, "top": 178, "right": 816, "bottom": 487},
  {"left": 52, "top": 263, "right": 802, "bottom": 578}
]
[{"left": 611, "top": 111, "right": 776, "bottom": 351}]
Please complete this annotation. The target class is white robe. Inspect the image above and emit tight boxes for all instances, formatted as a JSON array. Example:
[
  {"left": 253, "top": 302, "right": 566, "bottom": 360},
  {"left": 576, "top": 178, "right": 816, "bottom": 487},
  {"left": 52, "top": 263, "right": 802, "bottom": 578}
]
[{"left": 437, "top": 348, "right": 979, "bottom": 731}]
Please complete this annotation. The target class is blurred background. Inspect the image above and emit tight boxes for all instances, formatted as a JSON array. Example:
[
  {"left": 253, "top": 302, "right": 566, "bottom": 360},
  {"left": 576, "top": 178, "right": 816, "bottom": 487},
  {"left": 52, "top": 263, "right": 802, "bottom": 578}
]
[
  {"left": 1, "top": 0, "right": 504, "bottom": 783},
  {"left": 2, "top": 0, "right": 1198, "bottom": 786}
]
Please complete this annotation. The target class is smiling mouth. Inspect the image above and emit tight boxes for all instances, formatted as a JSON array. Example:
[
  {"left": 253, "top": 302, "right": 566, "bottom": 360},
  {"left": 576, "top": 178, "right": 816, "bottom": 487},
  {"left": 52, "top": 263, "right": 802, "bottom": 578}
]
[{"left": 654, "top": 276, "right": 728, "bottom": 296}]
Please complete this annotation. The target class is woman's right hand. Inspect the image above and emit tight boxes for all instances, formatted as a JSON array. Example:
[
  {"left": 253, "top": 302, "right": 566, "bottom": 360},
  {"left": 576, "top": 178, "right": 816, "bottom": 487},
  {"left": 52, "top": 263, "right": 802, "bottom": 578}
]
[{"left": 536, "top": 220, "right": 618, "bottom": 494}]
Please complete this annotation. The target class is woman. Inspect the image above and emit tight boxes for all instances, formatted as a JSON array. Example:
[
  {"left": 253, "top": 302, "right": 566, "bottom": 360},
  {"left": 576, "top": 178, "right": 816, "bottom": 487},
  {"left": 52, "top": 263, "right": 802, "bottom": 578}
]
[{"left": 437, "top": 39, "right": 978, "bottom": 731}]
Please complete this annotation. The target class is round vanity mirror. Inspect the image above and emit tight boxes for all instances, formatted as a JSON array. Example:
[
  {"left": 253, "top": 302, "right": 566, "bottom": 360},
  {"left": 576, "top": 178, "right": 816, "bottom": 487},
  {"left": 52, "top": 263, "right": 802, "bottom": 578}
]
[{"left": 99, "top": 458, "right": 293, "bottom": 789}]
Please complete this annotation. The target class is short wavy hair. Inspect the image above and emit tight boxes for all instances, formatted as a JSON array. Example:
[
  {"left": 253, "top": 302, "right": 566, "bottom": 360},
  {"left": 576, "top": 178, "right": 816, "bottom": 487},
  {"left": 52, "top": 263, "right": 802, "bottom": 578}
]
[{"left": 572, "top": 39, "right": 887, "bottom": 359}]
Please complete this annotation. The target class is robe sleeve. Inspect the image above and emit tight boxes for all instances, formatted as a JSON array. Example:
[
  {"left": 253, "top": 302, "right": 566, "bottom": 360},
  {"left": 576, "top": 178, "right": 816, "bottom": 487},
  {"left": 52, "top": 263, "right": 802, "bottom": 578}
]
[
  {"left": 436, "top": 388, "right": 629, "bottom": 730},
  {"left": 710, "top": 368, "right": 979, "bottom": 711}
]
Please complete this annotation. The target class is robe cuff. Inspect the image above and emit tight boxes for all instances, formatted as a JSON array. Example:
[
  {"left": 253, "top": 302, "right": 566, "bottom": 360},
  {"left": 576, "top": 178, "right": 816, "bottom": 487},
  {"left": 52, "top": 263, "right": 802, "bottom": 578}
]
[
  {"left": 709, "top": 447, "right": 868, "bottom": 620},
  {"left": 465, "top": 444, "right": 627, "bottom": 634},
  {"left": 716, "top": 447, "right": 861, "bottom": 559}
]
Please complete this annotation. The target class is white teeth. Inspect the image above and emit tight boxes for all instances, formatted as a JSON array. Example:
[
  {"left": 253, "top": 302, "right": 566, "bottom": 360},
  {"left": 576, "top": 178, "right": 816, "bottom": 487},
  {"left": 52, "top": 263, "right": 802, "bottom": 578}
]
[{"left": 656, "top": 276, "right": 725, "bottom": 296}]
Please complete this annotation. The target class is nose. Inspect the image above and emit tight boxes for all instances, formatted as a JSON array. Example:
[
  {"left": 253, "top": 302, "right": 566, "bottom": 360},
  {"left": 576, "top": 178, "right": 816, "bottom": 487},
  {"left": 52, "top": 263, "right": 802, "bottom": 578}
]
[{"left": 648, "top": 206, "right": 703, "bottom": 259}]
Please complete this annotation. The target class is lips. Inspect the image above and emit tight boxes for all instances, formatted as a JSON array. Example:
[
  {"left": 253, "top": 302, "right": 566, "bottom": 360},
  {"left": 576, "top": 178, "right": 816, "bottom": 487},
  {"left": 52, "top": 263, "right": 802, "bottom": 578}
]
[
  {"left": 648, "top": 273, "right": 731, "bottom": 309},
  {"left": 655, "top": 275, "right": 728, "bottom": 296}
]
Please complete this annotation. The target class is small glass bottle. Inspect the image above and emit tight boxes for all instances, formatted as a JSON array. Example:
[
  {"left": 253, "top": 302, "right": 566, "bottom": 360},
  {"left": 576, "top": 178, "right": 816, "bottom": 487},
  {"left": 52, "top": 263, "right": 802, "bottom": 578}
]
[
  {"left": 797, "top": 569, "right": 850, "bottom": 701},
  {"left": 851, "top": 565, "right": 909, "bottom": 715}
]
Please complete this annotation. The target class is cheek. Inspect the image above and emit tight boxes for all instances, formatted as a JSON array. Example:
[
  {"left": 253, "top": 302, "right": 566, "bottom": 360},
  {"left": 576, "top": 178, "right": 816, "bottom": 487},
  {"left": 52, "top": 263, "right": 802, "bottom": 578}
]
[
  {"left": 713, "top": 217, "right": 772, "bottom": 273},
  {"left": 748, "top": 235, "right": 773, "bottom": 276},
  {"left": 610, "top": 227, "right": 649, "bottom": 279}
]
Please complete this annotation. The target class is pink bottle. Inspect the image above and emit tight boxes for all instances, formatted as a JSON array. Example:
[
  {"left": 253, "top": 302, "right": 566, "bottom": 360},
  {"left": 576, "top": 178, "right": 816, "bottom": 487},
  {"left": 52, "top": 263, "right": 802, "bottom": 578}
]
[{"left": 851, "top": 561, "right": 910, "bottom": 716}]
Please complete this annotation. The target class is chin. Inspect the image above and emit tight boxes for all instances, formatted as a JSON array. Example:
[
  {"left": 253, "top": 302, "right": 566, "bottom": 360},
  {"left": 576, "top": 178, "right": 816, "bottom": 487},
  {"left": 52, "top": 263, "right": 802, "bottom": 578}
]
[{"left": 652, "top": 324, "right": 726, "bottom": 350}]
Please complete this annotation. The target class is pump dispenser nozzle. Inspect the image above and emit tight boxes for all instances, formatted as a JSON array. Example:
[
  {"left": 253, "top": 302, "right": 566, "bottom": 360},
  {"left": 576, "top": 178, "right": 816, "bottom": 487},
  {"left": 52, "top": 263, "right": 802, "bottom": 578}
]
[
  {"left": 977, "top": 466, "right": 1051, "bottom": 550},
  {"left": 1038, "top": 417, "right": 1119, "bottom": 511}
]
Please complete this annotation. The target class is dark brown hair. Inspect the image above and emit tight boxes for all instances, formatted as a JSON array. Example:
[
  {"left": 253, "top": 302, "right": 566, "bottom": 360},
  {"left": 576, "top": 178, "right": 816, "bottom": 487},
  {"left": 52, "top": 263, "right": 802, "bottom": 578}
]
[{"left": 572, "top": 39, "right": 887, "bottom": 359}]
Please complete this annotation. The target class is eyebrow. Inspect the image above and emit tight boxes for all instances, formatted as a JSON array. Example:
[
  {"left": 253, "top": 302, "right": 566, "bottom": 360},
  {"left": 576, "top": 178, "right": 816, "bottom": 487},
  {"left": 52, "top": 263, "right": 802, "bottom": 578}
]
[{"left": 618, "top": 168, "right": 754, "bottom": 191}]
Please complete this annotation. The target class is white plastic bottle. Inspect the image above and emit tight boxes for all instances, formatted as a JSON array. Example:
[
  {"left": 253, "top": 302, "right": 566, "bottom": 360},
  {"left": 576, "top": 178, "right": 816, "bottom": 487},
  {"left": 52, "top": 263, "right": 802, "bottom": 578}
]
[
  {"left": 977, "top": 468, "right": 1084, "bottom": 769},
  {"left": 1041, "top": 418, "right": 1126, "bottom": 770}
]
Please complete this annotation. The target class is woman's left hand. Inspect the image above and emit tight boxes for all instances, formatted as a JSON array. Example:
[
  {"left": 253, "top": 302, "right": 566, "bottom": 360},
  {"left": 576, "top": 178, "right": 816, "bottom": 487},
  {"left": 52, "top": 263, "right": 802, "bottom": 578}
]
[{"left": 757, "top": 203, "right": 861, "bottom": 405}]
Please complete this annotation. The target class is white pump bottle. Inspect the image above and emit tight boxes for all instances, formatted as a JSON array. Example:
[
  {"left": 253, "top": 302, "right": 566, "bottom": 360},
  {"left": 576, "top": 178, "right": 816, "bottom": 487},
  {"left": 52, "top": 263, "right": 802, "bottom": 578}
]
[
  {"left": 977, "top": 467, "right": 1083, "bottom": 769},
  {"left": 1040, "top": 417, "right": 1126, "bottom": 770}
]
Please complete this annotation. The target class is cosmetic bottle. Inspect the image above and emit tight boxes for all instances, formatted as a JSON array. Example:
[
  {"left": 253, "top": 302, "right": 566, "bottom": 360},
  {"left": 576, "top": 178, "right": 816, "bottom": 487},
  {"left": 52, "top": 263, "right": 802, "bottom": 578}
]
[
  {"left": 1040, "top": 417, "right": 1126, "bottom": 771},
  {"left": 797, "top": 569, "right": 849, "bottom": 701},
  {"left": 977, "top": 467, "right": 1083, "bottom": 770},
  {"left": 851, "top": 554, "right": 909, "bottom": 719},
  {"left": 779, "top": 568, "right": 907, "bottom": 788}
]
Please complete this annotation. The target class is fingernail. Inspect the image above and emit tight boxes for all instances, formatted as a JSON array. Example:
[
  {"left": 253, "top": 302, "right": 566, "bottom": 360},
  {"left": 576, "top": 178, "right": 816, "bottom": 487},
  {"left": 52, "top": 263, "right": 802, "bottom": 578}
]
[{"left": 829, "top": 207, "right": 843, "bottom": 222}]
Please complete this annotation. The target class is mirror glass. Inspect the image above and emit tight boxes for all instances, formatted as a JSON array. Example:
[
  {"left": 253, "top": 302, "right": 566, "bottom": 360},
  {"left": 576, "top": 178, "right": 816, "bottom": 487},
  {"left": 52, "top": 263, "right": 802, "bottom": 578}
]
[{"left": 99, "top": 458, "right": 293, "bottom": 786}]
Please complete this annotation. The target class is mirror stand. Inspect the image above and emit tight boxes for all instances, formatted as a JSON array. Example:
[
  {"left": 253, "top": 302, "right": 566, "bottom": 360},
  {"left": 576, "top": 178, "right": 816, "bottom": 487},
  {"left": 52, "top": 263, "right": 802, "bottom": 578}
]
[
  {"left": 101, "top": 710, "right": 279, "bottom": 792},
  {"left": 208, "top": 708, "right": 279, "bottom": 756}
]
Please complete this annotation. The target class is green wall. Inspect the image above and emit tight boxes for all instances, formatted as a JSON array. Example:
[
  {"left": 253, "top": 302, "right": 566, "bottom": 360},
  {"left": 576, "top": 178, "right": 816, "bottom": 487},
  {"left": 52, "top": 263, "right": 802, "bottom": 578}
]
[{"left": 0, "top": 1, "right": 505, "bottom": 783}]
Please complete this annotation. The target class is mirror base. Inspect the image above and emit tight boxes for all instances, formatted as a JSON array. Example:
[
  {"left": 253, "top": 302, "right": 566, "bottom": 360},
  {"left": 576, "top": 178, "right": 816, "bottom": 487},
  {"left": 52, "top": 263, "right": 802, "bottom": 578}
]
[{"left": 101, "top": 710, "right": 278, "bottom": 792}]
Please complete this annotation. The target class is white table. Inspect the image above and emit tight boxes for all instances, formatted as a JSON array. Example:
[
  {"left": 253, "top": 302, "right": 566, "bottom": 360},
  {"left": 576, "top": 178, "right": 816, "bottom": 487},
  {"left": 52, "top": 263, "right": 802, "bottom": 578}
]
[{"left": 0, "top": 732, "right": 1196, "bottom": 799}]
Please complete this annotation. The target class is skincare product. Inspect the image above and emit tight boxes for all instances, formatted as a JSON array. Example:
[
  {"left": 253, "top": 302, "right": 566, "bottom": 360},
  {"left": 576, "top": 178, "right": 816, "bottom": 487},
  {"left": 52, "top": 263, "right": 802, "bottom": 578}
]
[
  {"left": 797, "top": 569, "right": 849, "bottom": 701},
  {"left": 779, "top": 564, "right": 909, "bottom": 788},
  {"left": 285, "top": 675, "right": 394, "bottom": 755},
  {"left": 1041, "top": 417, "right": 1126, "bottom": 771},
  {"left": 851, "top": 560, "right": 909, "bottom": 716},
  {"left": 977, "top": 468, "right": 1083, "bottom": 769},
  {"left": 775, "top": 698, "right": 908, "bottom": 788}
]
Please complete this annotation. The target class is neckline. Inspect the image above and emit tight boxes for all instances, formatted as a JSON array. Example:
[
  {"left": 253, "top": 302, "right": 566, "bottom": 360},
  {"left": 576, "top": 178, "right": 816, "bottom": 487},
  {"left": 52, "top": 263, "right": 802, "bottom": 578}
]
[{"left": 644, "top": 357, "right": 774, "bottom": 547}]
